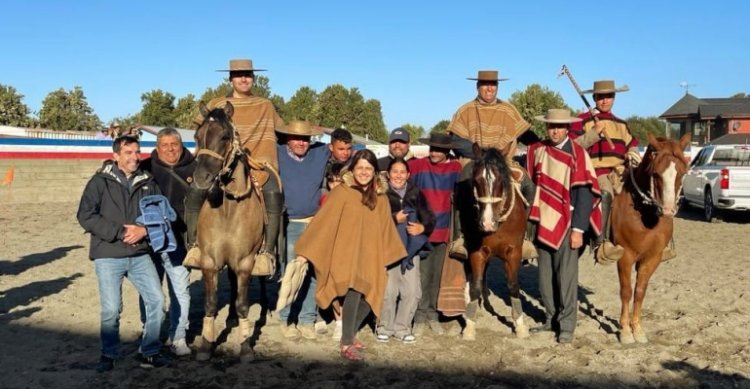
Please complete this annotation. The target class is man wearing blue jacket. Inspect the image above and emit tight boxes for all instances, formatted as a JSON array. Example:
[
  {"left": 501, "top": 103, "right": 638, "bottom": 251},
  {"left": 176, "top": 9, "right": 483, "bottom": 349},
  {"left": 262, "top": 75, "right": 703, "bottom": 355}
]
[{"left": 77, "top": 135, "right": 171, "bottom": 372}]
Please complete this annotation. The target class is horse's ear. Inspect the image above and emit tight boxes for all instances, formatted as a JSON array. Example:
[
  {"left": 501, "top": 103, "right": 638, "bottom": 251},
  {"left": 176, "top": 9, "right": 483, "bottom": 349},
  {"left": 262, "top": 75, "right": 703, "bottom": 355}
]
[
  {"left": 199, "top": 101, "right": 209, "bottom": 118},
  {"left": 223, "top": 102, "right": 234, "bottom": 118},
  {"left": 647, "top": 132, "right": 659, "bottom": 149},
  {"left": 472, "top": 142, "right": 482, "bottom": 159},
  {"left": 678, "top": 132, "right": 692, "bottom": 151}
]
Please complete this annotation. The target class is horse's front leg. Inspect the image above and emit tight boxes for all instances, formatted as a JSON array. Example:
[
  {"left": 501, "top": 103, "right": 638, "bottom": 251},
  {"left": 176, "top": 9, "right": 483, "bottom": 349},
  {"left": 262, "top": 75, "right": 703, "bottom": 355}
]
[
  {"left": 503, "top": 244, "right": 528, "bottom": 338},
  {"left": 196, "top": 263, "right": 219, "bottom": 361},
  {"left": 463, "top": 246, "right": 489, "bottom": 341},
  {"left": 631, "top": 253, "right": 660, "bottom": 344},
  {"left": 234, "top": 255, "right": 255, "bottom": 362},
  {"left": 617, "top": 250, "right": 636, "bottom": 344}
]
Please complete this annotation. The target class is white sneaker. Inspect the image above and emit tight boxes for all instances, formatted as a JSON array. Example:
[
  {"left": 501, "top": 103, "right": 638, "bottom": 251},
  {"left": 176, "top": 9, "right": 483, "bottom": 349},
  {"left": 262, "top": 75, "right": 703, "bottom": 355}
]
[
  {"left": 331, "top": 320, "right": 342, "bottom": 341},
  {"left": 170, "top": 338, "right": 191, "bottom": 356},
  {"left": 314, "top": 320, "right": 328, "bottom": 335}
]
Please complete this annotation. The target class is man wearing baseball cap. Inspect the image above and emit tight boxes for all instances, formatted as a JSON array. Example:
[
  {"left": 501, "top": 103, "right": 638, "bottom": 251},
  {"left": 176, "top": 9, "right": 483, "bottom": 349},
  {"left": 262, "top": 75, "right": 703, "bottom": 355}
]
[{"left": 377, "top": 127, "right": 413, "bottom": 171}]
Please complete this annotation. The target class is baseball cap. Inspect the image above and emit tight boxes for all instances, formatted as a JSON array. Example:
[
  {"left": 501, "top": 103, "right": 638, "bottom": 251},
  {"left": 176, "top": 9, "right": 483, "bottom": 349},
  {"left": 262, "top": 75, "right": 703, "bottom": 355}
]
[{"left": 389, "top": 128, "right": 410, "bottom": 143}]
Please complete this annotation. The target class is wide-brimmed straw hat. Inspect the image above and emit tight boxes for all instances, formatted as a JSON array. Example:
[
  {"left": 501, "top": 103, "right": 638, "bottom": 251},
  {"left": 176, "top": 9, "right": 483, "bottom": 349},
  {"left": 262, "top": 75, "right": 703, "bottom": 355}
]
[
  {"left": 582, "top": 80, "right": 629, "bottom": 94},
  {"left": 275, "top": 120, "right": 322, "bottom": 136},
  {"left": 535, "top": 108, "right": 582, "bottom": 124},
  {"left": 419, "top": 133, "right": 454, "bottom": 149},
  {"left": 216, "top": 59, "right": 267, "bottom": 72},
  {"left": 467, "top": 70, "right": 509, "bottom": 82}
]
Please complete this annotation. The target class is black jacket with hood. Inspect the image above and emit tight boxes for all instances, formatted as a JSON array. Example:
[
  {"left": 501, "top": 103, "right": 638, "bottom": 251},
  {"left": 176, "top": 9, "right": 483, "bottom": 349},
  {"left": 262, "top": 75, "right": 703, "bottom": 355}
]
[{"left": 77, "top": 160, "right": 161, "bottom": 260}]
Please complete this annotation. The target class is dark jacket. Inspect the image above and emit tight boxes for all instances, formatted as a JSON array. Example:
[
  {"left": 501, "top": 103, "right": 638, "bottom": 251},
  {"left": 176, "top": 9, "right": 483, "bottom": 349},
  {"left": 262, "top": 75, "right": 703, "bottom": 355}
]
[
  {"left": 77, "top": 161, "right": 161, "bottom": 260},
  {"left": 386, "top": 182, "right": 436, "bottom": 238},
  {"left": 140, "top": 147, "right": 196, "bottom": 245}
]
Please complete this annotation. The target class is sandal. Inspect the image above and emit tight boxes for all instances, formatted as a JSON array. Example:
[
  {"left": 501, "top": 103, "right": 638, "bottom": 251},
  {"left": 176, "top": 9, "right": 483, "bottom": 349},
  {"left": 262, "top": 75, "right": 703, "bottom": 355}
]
[
  {"left": 351, "top": 338, "right": 367, "bottom": 350},
  {"left": 340, "top": 344, "right": 364, "bottom": 362}
]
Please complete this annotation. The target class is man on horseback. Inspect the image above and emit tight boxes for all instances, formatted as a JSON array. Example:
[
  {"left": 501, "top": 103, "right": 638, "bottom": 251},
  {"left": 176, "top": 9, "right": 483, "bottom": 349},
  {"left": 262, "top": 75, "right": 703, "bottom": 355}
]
[
  {"left": 570, "top": 80, "right": 641, "bottom": 264},
  {"left": 447, "top": 70, "right": 540, "bottom": 260},
  {"left": 527, "top": 109, "right": 602, "bottom": 343},
  {"left": 183, "top": 59, "right": 285, "bottom": 269}
]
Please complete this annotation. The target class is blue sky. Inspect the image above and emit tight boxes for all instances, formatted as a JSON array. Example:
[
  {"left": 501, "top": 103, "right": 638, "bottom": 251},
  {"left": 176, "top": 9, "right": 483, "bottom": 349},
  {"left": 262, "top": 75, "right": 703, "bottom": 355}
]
[{"left": 2, "top": 1, "right": 749, "bottom": 131}]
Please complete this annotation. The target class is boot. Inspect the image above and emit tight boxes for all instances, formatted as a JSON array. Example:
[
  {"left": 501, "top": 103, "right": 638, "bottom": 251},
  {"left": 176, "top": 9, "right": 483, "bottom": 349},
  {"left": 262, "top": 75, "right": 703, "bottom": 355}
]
[
  {"left": 254, "top": 190, "right": 283, "bottom": 275},
  {"left": 448, "top": 195, "right": 468, "bottom": 260},
  {"left": 182, "top": 187, "right": 206, "bottom": 269},
  {"left": 595, "top": 191, "right": 624, "bottom": 265}
]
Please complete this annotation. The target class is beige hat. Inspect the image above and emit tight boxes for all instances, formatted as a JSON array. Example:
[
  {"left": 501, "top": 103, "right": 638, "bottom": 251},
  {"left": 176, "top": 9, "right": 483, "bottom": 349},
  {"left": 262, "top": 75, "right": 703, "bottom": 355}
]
[
  {"left": 216, "top": 59, "right": 266, "bottom": 72},
  {"left": 467, "top": 70, "right": 509, "bottom": 82},
  {"left": 582, "top": 80, "right": 629, "bottom": 94},
  {"left": 275, "top": 120, "right": 323, "bottom": 136},
  {"left": 535, "top": 108, "right": 582, "bottom": 124}
]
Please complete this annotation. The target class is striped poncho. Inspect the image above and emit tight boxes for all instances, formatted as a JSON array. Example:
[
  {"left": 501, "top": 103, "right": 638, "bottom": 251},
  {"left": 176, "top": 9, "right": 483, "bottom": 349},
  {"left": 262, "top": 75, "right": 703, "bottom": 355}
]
[{"left": 569, "top": 111, "right": 638, "bottom": 176}]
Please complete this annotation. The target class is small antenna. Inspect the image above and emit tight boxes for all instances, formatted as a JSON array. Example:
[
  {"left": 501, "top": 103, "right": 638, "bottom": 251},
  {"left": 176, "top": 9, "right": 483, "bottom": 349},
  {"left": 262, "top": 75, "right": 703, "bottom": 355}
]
[{"left": 679, "top": 81, "right": 696, "bottom": 94}]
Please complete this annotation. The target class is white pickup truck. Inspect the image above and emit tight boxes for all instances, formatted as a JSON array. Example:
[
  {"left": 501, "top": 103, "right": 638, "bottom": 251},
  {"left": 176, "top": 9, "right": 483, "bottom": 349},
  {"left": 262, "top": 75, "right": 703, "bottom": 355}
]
[{"left": 682, "top": 144, "right": 750, "bottom": 221}]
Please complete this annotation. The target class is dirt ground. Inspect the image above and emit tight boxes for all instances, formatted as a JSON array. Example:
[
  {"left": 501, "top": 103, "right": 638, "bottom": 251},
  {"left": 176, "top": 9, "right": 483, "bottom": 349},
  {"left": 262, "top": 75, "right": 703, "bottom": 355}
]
[{"left": 1, "top": 201, "right": 749, "bottom": 389}]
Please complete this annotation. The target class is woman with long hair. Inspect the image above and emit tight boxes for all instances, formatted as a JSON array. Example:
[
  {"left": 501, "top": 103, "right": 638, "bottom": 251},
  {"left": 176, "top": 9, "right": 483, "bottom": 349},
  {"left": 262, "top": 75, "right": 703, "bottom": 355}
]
[{"left": 294, "top": 149, "right": 406, "bottom": 361}]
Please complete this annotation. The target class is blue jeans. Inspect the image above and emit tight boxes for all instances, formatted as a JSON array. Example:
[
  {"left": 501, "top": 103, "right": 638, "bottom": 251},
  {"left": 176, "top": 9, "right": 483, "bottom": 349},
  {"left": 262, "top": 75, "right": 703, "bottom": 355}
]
[
  {"left": 95, "top": 255, "right": 164, "bottom": 358},
  {"left": 139, "top": 247, "right": 191, "bottom": 342},
  {"left": 278, "top": 220, "right": 317, "bottom": 325}
]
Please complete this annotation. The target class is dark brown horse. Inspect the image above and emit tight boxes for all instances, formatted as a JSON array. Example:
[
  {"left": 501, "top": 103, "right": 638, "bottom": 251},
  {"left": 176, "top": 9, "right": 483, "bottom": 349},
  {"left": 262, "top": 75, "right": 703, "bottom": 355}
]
[
  {"left": 463, "top": 144, "right": 529, "bottom": 340},
  {"left": 192, "top": 102, "right": 264, "bottom": 361},
  {"left": 611, "top": 132, "right": 691, "bottom": 344}
]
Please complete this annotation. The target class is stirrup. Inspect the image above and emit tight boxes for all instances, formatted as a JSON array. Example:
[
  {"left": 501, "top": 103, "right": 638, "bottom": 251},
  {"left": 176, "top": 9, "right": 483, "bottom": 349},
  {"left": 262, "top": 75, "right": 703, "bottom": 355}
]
[
  {"left": 448, "top": 237, "right": 468, "bottom": 260},
  {"left": 182, "top": 246, "right": 202, "bottom": 269},
  {"left": 521, "top": 239, "right": 538, "bottom": 260},
  {"left": 252, "top": 251, "right": 276, "bottom": 276},
  {"left": 595, "top": 241, "right": 623, "bottom": 265},
  {"left": 661, "top": 246, "right": 677, "bottom": 262}
]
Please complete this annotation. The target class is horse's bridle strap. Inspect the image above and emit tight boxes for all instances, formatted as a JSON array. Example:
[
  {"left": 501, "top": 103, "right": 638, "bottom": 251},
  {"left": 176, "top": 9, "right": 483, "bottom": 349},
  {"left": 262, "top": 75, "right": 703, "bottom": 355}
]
[
  {"left": 476, "top": 196, "right": 504, "bottom": 204},
  {"left": 196, "top": 148, "right": 226, "bottom": 161}
]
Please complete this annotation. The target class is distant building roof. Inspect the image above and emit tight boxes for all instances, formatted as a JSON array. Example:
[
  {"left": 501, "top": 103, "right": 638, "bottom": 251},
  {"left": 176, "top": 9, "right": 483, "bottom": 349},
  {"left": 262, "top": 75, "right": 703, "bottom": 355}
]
[
  {"left": 660, "top": 94, "right": 750, "bottom": 119},
  {"left": 709, "top": 133, "right": 750, "bottom": 145}
]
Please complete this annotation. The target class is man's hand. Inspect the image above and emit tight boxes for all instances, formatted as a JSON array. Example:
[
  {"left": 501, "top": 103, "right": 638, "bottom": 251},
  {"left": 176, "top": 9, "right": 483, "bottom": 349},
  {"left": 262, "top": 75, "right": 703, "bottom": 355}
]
[
  {"left": 406, "top": 221, "right": 425, "bottom": 236},
  {"left": 395, "top": 210, "right": 409, "bottom": 224},
  {"left": 593, "top": 121, "right": 606, "bottom": 135},
  {"left": 626, "top": 149, "right": 642, "bottom": 167},
  {"left": 122, "top": 224, "right": 147, "bottom": 245},
  {"left": 570, "top": 230, "right": 583, "bottom": 250}
]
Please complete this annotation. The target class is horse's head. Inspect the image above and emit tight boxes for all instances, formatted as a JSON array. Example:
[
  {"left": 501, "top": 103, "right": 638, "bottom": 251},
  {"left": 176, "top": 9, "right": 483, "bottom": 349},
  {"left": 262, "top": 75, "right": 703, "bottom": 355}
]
[
  {"left": 193, "top": 102, "right": 236, "bottom": 190},
  {"left": 472, "top": 143, "right": 513, "bottom": 232},
  {"left": 636, "top": 132, "right": 691, "bottom": 217}
]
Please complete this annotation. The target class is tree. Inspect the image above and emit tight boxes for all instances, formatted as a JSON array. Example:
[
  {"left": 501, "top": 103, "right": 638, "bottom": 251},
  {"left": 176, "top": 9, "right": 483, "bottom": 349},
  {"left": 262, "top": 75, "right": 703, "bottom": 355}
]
[
  {"left": 139, "top": 89, "right": 176, "bottom": 126},
  {"left": 0, "top": 84, "right": 32, "bottom": 127},
  {"left": 39, "top": 86, "right": 101, "bottom": 132},
  {"left": 316, "top": 84, "right": 387, "bottom": 142},
  {"left": 251, "top": 75, "right": 272, "bottom": 98},
  {"left": 200, "top": 81, "right": 233, "bottom": 103},
  {"left": 285, "top": 86, "right": 319, "bottom": 122},
  {"left": 399, "top": 124, "right": 425, "bottom": 144},
  {"left": 509, "top": 84, "right": 571, "bottom": 138},
  {"left": 174, "top": 94, "right": 198, "bottom": 129},
  {"left": 626, "top": 116, "right": 667, "bottom": 144},
  {"left": 731, "top": 92, "right": 747, "bottom": 99},
  {"left": 430, "top": 119, "right": 450, "bottom": 134}
]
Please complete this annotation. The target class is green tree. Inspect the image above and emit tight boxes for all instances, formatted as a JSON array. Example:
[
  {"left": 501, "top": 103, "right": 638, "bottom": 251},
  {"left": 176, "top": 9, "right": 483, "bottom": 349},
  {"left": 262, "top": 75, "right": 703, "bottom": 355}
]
[
  {"left": 317, "top": 84, "right": 350, "bottom": 129},
  {"left": 509, "top": 84, "right": 571, "bottom": 138},
  {"left": 430, "top": 119, "right": 450, "bottom": 134},
  {"left": 626, "top": 116, "right": 667, "bottom": 144},
  {"left": 39, "top": 86, "right": 101, "bottom": 132},
  {"left": 174, "top": 94, "right": 198, "bottom": 129},
  {"left": 358, "top": 99, "right": 388, "bottom": 143},
  {"left": 0, "top": 84, "right": 32, "bottom": 127},
  {"left": 317, "top": 85, "right": 387, "bottom": 142},
  {"left": 251, "top": 75, "right": 271, "bottom": 98},
  {"left": 400, "top": 123, "right": 425, "bottom": 144},
  {"left": 139, "top": 89, "right": 176, "bottom": 126},
  {"left": 200, "top": 81, "right": 233, "bottom": 103},
  {"left": 285, "top": 86, "right": 319, "bottom": 122},
  {"left": 731, "top": 92, "right": 747, "bottom": 98}
]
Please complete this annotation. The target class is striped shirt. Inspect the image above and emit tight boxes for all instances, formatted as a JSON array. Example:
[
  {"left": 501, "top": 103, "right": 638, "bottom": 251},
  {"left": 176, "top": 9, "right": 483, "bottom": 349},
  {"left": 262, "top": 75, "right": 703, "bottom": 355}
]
[
  {"left": 570, "top": 111, "right": 638, "bottom": 176},
  {"left": 408, "top": 157, "right": 461, "bottom": 243}
]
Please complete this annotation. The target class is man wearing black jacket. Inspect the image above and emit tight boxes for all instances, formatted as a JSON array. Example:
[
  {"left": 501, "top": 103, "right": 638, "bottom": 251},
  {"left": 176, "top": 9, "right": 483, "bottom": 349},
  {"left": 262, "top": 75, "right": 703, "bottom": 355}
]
[
  {"left": 77, "top": 135, "right": 170, "bottom": 371},
  {"left": 139, "top": 128, "right": 194, "bottom": 356}
]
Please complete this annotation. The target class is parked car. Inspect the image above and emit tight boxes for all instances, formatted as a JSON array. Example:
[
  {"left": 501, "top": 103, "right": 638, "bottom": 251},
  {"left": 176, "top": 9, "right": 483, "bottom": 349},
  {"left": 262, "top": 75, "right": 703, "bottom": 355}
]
[{"left": 681, "top": 144, "right": 750, "bottom": 221}]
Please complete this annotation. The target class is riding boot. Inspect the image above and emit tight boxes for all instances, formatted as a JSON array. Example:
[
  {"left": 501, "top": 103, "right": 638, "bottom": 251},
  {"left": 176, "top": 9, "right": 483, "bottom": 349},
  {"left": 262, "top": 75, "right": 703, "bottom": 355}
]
[
  {"left": 520, "top": 175, "right": 538, "bottom": 261},
  {"left": 448, "top": 203, "right": 467, "bottom": 260},
  {"left": 449, "top": 173, "right": 472, "bottom": 260},
  {"left": 182, "top": 186, "right": 207, "bottom": 269},
  {"left": 595, "top": 191, "right": 624, "bottom": 265},
  {"left": 255, "top": 184, "right": 283, "bottom": 275}
]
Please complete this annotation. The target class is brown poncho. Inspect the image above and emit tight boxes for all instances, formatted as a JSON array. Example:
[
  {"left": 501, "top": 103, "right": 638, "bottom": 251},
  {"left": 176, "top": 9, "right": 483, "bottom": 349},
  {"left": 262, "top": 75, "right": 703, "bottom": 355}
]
[{"left": 448, "top": 98, "right": 531, "bottom": 158}]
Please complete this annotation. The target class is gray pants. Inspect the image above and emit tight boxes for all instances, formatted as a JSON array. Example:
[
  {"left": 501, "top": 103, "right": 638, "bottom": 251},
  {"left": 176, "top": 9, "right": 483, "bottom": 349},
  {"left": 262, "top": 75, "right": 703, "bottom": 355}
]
[
  {"left": 537, "top": 230, "right": 580, "bottom": 334},
  {"left": 378, "top": 257, "right": 421, "bottom": 337}
]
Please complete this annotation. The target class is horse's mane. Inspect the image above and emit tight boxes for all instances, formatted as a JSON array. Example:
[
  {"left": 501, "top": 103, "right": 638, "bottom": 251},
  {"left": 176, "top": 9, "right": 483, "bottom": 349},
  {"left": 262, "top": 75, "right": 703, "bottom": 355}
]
[{"left": 477, "top": 148, "right": 512, "bottom": 198}]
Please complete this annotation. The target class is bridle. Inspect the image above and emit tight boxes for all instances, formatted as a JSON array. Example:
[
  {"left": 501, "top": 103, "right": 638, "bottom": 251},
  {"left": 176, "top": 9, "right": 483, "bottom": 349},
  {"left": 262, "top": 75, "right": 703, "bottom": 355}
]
[
  {"left": 195, "top": 114, "right": 254, "bottom": 199},
  {"left": 474, "top": 162, "right": 516, "bottom": 225},
  {"left": 627, "top": 149, "right": 684, "bottom": 217}
]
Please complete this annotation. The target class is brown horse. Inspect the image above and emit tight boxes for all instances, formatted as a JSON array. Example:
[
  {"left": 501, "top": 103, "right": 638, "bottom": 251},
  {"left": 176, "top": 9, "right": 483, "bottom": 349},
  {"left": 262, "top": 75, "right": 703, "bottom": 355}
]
[
  {"left": 192, "top": 102, "right": 264, "bottom": 361},
  {"left": 611, "top": 132, "right": 691, "bottom": 344},
  {"left": 462, "top": 145, "right": 529, "bottom": 340}
]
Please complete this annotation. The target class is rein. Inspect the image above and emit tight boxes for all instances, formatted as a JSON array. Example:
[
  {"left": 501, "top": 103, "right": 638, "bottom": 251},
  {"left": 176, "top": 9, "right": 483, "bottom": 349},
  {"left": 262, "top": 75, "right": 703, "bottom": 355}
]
[{"left": 196, "top": 116, "right": 255, "bottom": 199}]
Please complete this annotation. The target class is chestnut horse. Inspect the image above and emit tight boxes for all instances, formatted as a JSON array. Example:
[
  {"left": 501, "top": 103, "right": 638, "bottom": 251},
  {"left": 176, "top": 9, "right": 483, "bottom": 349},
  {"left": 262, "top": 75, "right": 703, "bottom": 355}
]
[
  {"left": 192, "top": 102, "right": 264, "bottom": 361},
  {"left": 611, "top": 132, "right": 690, "bottom": 344},
  {"left": 462, "top": 145, "right": 529, "bottom": 340}
]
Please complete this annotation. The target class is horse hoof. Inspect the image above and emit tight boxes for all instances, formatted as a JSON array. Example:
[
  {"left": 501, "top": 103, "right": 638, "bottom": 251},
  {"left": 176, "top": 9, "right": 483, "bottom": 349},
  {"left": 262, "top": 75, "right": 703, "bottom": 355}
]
[
  {"left": 195, "top": 351, "right": 212, "bottom": 362},
  {"left": 240, "top": 342, "right": 255, "bottom": 362},
  {"left": 463, "top": 319, "right": 476, "bottom": 341},
  {"left": 619, "top": 331, "right": 635, "bottom": 345},
  {"left": 633, "top": 330, "right": 648, "bottom": 344}
]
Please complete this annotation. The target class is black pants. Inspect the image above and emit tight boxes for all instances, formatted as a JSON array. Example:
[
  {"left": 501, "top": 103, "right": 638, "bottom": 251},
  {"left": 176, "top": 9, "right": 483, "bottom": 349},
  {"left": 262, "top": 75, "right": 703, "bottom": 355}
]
[
  {"left": 414, "top": 243, "right": 446, "bottom": 323},
  {"left": 341, "top": 289, "right": 371, "bottom": 345},
  {"left": 536, "top": 230, "right": 580, "bottom": 334}
]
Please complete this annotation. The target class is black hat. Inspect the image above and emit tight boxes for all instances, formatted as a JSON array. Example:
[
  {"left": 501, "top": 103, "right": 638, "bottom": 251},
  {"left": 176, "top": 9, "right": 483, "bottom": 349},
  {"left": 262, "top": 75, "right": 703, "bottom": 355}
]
[{"left": 419, "top": 133, "right": 454, "bottom": 149}]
